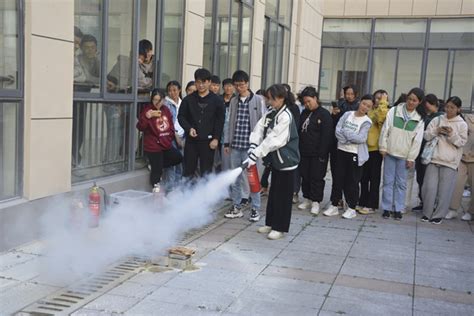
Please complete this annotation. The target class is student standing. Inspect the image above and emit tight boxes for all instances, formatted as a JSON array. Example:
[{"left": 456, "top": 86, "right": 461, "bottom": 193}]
[
  {"left": 358, "top": 90, "right": 389, "bottom": 214},
  {"left": 178, "top": 68, "right": 225, "bottom": 178},
  {"left": 421, "top": 97, "right": 468, "bottom": 224},
  {"left": 323, "top": 95, "right": 373, "bottom": 219},
  {"left": 223, "top": 70, "right": 265, "bottom": 221},
  {"left": 247, "top": 84, "right": 300, "bottom": 240},
  {"left": 137, "top": 89, "right": 182, "bottom": 189},
  {"left": 379, "top": 88, "right": 425, "bottom": 220},
  {"left": 297, "top": 86, "right": 333, "bottom": 215}
]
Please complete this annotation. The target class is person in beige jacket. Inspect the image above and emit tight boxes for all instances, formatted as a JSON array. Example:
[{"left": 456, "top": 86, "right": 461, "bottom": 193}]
[
  {"left": 446, "top": 112, "right": 474, "bottom": 221},
  {"left": 420, "top": 96, "right": 468, "bottom": 224}
]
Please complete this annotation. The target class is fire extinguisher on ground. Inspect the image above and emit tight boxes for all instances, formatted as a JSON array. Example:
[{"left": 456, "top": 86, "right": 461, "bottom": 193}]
[{"left": 88, "top": 182, "right": 107, "bottom": 227}]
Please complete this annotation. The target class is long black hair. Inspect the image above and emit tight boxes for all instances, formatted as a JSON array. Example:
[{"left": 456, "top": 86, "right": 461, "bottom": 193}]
[
  {"left": 166, "top": 80, "right": 183, "bottom": 100},
  {"left": 150, "top": 88, "right": 166, "bottom": 103}
]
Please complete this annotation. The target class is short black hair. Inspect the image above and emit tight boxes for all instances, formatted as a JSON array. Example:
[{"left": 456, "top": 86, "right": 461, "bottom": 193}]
[
  {"left": 331, "top": 101, "right": 339, "bottom": 108},
  {"left": 210, "top": 75, "right": 221, "bottom": 84},
  {"left": 373, "top": 89, "right": 387, "bottom": 97},
  {"left": 360, "top": 94, "right": 374, "bottom": 103},
  {"left": 425, "top": 93, "right": 439, "bottom": 108},
  {"left": 232, "top": 70, "right": 249, "bottom": 83},
  {"left": 139, "top": 39, "right": 153, "bottom": 57},
  {"left": 74, "top": 26, "right": 83, "bottom": 38},
  {"left": 185, "top": 80, "right": 195, "bottom": 91},
  {"left": 299, "top": 86, "right": 319, "bottom": 99},
  {"left": 446, "top": 96, "right": 462, "bottom": 108},
  {"left": 222, "top": 78, "right": 233, "bottom": 87},
  {"left": 343, "top": 85, "right": 358, "bottom": 96},
  {"left": 194, "top": 68, "right": 212, "bottom": 81},
  {"left": 81, "top": 34, "right": 97, "bottom": 47}
]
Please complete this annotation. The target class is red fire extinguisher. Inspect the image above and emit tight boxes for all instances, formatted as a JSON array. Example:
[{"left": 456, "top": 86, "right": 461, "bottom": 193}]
[
  {"left": 88, "top": 182, "right": 101, "bottom": 227},
  {"left": 246, "top": 164, "right": 261, "bottom": 193}
]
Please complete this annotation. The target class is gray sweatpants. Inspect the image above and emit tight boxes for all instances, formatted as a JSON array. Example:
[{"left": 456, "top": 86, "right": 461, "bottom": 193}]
[{"left": 422, "top": 163, "right": 457, "bottom": 219}]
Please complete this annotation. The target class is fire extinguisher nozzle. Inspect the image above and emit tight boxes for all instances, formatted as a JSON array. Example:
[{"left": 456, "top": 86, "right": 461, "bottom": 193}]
[{"left": 240, "top": 161, "right": 249, "bottom": 170}]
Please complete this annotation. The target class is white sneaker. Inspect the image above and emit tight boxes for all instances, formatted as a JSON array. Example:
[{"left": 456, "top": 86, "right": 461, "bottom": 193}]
[
  {"left": 461, "top": 212, "right": 472, "bottom": 221},
  {"left": 298, "top": 198, "right": 312, "bottom": 210},
  {"left": 258, "top": 225, "right": 272, "bottom": 233},
  {"left": 267, "top": 230, "right": 284, "bottom": 240},
  {"left": 342, "top": 207, "right": 357, "bottom": 219},
  {"left": 224, "top": 206, "right": 243, "bottom": 219},
  {"left": 310, "top": 201, "right": 320, "bottom": 215},
  {"left": 445, "top": 210, "right": 458, "bottom": 220},
  {"left": 323, "top": 205, "right": 339, "bottom": 217},
  {"left": 292, "top": 193, "right": 299, "bottom": 204}
]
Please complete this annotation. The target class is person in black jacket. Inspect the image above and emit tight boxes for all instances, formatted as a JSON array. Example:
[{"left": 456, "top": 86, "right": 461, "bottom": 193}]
[
  {"left": 178, "top": 68, "right": 225, "bottom": 178},
  {"left": 297, "top": 86, "right": 333, "bottom": 215}
]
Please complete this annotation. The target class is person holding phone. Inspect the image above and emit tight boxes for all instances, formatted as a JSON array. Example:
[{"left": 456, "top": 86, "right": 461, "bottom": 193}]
[{"left": 420, "top": 96, "right": 468, "bottom": 224}]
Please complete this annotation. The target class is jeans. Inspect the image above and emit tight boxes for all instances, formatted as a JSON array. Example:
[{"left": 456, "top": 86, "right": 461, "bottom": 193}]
[
  {"left": 381, "top": 154, "right": 408, "bottom": 213},
  {"left": 230, "top": 148, "right": 261, "bottom": 210}
]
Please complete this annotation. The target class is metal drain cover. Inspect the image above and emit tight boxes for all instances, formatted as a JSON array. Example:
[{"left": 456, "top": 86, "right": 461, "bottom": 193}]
[{"left": 16, "top": 257, "right": 147, "bottom": 315}]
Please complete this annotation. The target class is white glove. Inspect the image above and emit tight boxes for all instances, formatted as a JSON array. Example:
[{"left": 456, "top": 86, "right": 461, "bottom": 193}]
[
  {"left": 243, "top": 157, "right": 256, "bottom": 168},
  {"left": 247, "top": 143, "right": 257, "bottom": 155}
]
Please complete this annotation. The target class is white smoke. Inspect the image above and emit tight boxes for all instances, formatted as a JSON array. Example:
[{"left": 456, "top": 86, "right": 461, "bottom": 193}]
[{"left": 39, "top": 168, "right": 242, "bottom": 284}]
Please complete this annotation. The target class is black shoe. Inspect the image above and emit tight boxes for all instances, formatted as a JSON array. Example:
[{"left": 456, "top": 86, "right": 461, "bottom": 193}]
[
  {"left": 421, "top": 216, "right": 429, "bottom": 222},
  {"left": 393, "top": 212, "right": 402, "bottom": 220},
  {"left": 382, "top": 210, "right": 390, "bottom": 219},
  {"left": 240, "top": 198, "right": 249, "bottom": 206},
  {"left": 430, "top": 218, "right": 443, "bottom": 225},
  {"left": 413, "top": 204, "right": 423, "bottom": 211}
]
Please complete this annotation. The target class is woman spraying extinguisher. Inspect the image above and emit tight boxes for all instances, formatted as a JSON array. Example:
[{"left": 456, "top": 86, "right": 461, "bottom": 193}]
[
  {"left": 137, "top": 89, "right": 182, "bottom": 191},
  {"left": 244, "top": 84, "right": 300, "bottom": 240}
]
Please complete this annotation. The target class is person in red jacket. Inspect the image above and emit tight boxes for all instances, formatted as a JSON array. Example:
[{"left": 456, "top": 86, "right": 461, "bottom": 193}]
[{"left": 137, "top": 89, "right": 183, "bottom": 188}]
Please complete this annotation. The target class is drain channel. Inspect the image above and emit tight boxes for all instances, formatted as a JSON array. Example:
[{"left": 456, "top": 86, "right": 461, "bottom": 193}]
[{"left": 16, "top": 257, "right": 147, "bottom": 315}]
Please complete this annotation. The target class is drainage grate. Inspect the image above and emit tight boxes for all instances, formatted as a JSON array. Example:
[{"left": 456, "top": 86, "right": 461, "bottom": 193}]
[{"left": 16, "top": 257, "right": 147, "bottom": 315}]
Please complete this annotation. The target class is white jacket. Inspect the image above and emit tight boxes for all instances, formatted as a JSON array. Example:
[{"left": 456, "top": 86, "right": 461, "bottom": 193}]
[{"left": 424, "top": 114, "right": 468, "bottom": 170}]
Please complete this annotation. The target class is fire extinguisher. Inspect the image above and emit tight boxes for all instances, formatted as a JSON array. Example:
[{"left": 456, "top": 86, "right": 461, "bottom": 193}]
[
  {"left": 241, "top": 162, "right": 261, "bottom": 193},
  {"left": 88, "top": 182, "right": 101, "bottom": 227}
]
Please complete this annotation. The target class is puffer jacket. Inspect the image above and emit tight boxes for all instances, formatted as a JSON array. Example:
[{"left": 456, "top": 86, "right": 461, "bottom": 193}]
[{"left": 424, "top": 114, "right": 468, "bottom": 170}]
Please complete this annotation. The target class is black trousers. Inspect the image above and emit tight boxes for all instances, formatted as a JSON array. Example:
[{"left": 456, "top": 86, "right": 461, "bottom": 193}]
[
  {"left": 260, "top": 165, "right": 271, "bottom": 188},
  {"left": 300, "top": 155, "right": 328, "bottom": 202},
  {"left": 415, "top": 156, "right": 426, "bottom": 203},
  {"left": 146, "top": 148, "right": 183, "bottom": 186},
  {"left": 266, "top": 168, "right": 295, "bottom": 232},
  {"left": 183, "top": 140, "right": 215, "bottom": 177},
  {"left": 330, "top": 149, "right": 363, "bottom": 209},
  {"left": 359, "top": 151, "right": 383, "bottom": 209},
  {"left": 329, "top": 144, "right": 338, "bottom": 198}
]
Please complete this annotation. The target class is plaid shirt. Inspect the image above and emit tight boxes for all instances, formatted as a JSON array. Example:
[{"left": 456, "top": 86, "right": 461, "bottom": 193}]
[{"left": 231, "top": 96, "right": 251, "bottom": 150}]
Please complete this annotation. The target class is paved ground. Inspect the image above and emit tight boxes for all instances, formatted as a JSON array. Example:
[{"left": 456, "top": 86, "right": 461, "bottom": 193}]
[{"left": 1, "top": 191, "right": 474, "bottom": 315}]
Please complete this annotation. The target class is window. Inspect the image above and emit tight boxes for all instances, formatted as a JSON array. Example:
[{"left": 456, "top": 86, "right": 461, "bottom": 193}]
[
  {"left": 261, "top": 0, "right": 292, "bottom": 88},
  {"left": 0, "top": 0, "right": 22, "bottom": 201},
  {"left": 203, "top": 0, "right": 254, "bottom": 80},
  {"left": 72, "top": 0, "right": 185, "bottom": 183},
  {"left": 319, "top": 18, "right": 474, "bottom": 110}
]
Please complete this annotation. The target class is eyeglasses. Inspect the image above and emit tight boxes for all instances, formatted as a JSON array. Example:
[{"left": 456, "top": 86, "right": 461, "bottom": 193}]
[{"left": 233, "top": 82, "right": 247, "bottom": 88}]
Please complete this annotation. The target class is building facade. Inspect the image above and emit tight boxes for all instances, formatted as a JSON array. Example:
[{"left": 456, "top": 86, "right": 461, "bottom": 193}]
[{"left": 0, "top": 0, "right": 472, "bottom": 248}]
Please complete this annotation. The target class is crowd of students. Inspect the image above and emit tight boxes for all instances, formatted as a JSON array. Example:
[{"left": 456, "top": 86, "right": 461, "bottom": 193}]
[{"left": 137, "top": 64, "right": 473, "bottom": 241}]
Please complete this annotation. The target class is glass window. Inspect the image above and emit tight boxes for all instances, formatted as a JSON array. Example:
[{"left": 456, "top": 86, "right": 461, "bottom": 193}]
[
  {"left": 430, "top": 18, "right": 474, "bottom": 49},
  {"left": 240, "top": 5, "right": 252, "bottom": 73},
  {"left": 343, "top": 48, "right": 369, "bottom": 98},
  {"left": 0, "top": 0, "right": 18, "bottom": 90},
  {"left": 448, "top": 50, "right": 474, "bottom": 110},
  {"left": 72, "top": 101, "right": 130, "bottom": 183},
  {"left": 217, "top": 1, "right": 230, "bottom": 78},
  {"left": 282, "top": 28, "right": 290, "bottom": 83},
  {"left": 319, "top": 48, "right": 344, "bottom": 102},
  {"left": 425, "top": 50, "right": 448, "bottom": 100},
  {"left": 74, "top": 0, "right": 102, "bottom": 93},
  {"left": 203, "top": 0, "right": 213, "bottom": 71},
  {"left": 374, "top": 19, "right": 427, "bottom": 48},
  {"left": 322, "top": 19, "right": 371, "bottom": 47},
  {"left": 395, "top": 50, "right": 422, "bottom": 98},
  {"left": 372, "top": 49, "right": 397, "bottom": 99},
  {"left": 279, "top": 0, "right": 292, "bottom": 27},
  {"left": 262, "top": 19, "right": 278, "bottom": 88},
  {"left": 160, "top": 0, "right": 184, "bottom": 85},
  {"left": 106, "top": 0, "right": 133, "bottom": 94},
  {"left": 138, "top": 0, "right": 157, "bottom": 94},
  {"left": 0, "top": 102, "right": 20, "bottom": 200},
  {"left": 265, "top": 0, "right": 277, "bottom": 19},
  {"left": 228, "top": 1, "right": 240, "bottom": 80}
]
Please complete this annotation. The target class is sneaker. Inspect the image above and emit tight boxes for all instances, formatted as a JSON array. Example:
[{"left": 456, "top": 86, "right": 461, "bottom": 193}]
[
  {"left": 267, "top": 230, "right": 284, "bottom": 240},
  {"left": 240, "top": 198, "right": 250, "bottom": 207},
  {"left": 257, "top": 225, "right": 272, "bottom": 233},
  {"left": 323, "top": 205, "right": 339, "bottom": 217},
  {"left": 461, "top": 212, "right": 472, "bottom": 221},
  {"left": 249, "top": 208, "right": 260, "bottom": 222},
  {"left": 430, "top": 218, "right": 442, "bottom": 225},
  {"left": 310, "top": 201, "right": 320, "bottom": 215},
  {"left": 382, "top": 210, "right": 390, "bottom": 219},
  {"left": 292, "top": 193, "right": 299, "bottom": 204},
  {"left": 413, "top": 204, "right": 423, "bottom": 211},
  {"left": 342, "top": 207, "right": 357, "bottom": 219},
  {"left": 224, "top": 206, "right": 243, "bottom": 219},
  {"left": 393, "top": 212, "right": 402, "bottom": 220},
  {"left": 260, "top": 187, "right": 268, "bottom": 196},
  {"left": 298, "top": 198, "right": 312, "bottom": 210},
  {"left": 463, "top": 189, "right": 471, "bottom": 197},
  {"left": 421, "top": 216, "right": 430, "bottom": 222},
  {"left": 445, "top": 210, "right": 458, "bottom": 219},
  {"left": 357, "top": 207, "right": 374, "bottom": 215}
]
